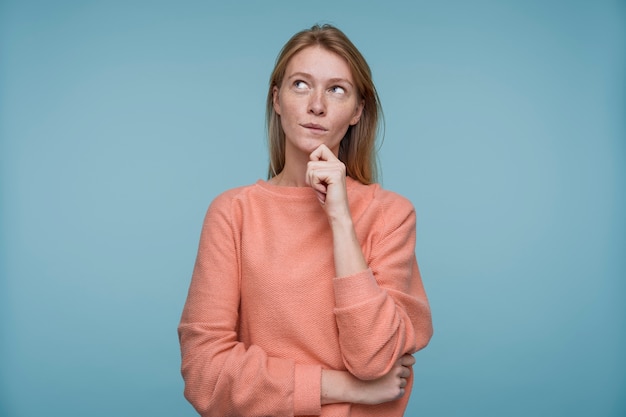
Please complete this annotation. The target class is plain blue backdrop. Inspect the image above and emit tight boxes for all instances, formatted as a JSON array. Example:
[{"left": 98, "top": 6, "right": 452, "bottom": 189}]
[{"left": 1, "top": 0, "right": 624, "bottom": 416}]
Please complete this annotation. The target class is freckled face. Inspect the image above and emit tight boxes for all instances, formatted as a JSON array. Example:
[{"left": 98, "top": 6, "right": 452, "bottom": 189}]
[{"left": 273, "top": 46, "right": 364, "bottom": 157}]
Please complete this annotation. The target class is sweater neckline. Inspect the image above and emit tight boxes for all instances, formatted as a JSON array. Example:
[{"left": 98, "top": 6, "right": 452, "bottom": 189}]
[{"left": 254, "top": 176, "right": 360, "bottom": 199}]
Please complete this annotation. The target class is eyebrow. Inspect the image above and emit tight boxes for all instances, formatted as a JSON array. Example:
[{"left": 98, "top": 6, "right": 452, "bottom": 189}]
[{"left": 286, "top": 72, "right": 354, "bottom": 88}]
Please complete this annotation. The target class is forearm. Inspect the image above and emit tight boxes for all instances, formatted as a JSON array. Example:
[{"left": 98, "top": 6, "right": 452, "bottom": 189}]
[
  {"left": 179, "top": 323, "right": 322, "bottom": 416},
  {"left": 329, "top": 213, "right": 368, "bottom": 277},
  {"left": 332, "top": 257, "right": 433, "bottom": 379},
  {"left": 328, "top": 215, "right": 407, "bottom": 379},
  {"left": 329, "top": 197, "right": 432, "bottom": 379}
]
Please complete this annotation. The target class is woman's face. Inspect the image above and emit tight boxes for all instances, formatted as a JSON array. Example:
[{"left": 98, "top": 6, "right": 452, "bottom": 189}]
[{"left": 273, "top": 46, "right": 363, "bottom": 158}]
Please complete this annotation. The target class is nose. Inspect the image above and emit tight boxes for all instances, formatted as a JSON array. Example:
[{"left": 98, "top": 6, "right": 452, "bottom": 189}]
[{"left": 308, "top": 89, "right": 326, "bottom": 116}]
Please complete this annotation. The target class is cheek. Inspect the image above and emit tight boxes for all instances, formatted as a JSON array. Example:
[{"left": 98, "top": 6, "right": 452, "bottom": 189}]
[
  {"left": 282, "top": 98, "right": 306, "bottom": 126},
  {"left": 278, "top": 101, "right": 297, "bottom": 132},
  {"left": 339, "top": 104, "right": 359, "bottom": 125}
]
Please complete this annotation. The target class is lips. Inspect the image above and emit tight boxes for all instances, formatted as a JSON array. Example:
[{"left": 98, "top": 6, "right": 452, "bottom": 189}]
[{"left": 301, "top": 123, "right": 328, "bottom": 132}]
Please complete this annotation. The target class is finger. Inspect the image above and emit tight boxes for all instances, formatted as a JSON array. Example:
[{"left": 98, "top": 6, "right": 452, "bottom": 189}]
[
  {"left": 308, "top": 168, "right": 342, "bottom": 188},
  {"left": 306, "top": 169, "right": 327, "bottom": 192},
  {"left": 309, "top": 144, "right": 338, "bottom": 162},
  {"left": 306, "top": 163, "right": 342, "bottom": 188},
  {"left": 399, "top": 378, "right": 408, "bottom": 388},
  {"left": 395, "top": 365, "right": 409, "bottom": 379},
  {"left": 400, "top": 354, "right": 416, "bottom": 367},
  {"left": 305, "top": 170, "right": 327, "bottom": 204},
  {"left": 310, "top": 180, "right": 327, "bottom": 204},
  {"left": 307, "top": 168, "right": 345, "bottom": 193},
  {"left": 307, "top": 160, "right": 344, "bottom": 171}
]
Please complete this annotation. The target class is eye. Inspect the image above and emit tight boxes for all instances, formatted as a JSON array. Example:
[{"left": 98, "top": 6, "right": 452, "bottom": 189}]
[
  {"left": 330, "top": 85, "right": 346, "bottom": 94},
  {"left": 294, "top": 80, "right": 308, "bottom": 89}
]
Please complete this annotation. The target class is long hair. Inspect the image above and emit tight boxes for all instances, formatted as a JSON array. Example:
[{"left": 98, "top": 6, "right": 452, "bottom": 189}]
[{"left": 266, "top": 24, "right": 383, "bottom": 184}]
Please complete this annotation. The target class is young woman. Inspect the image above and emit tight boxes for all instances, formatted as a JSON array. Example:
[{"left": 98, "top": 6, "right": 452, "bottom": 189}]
[{"left": 178, "top": 24, "right": 433, "bottom": 417}]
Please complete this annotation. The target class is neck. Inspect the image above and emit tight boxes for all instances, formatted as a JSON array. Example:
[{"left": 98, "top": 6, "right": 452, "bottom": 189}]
[
  {"left": 271, "top": 145, "right": 314, "bottom": 187},
  {"left": 271, "top": 158, "right": 307, "bottom": 187}
]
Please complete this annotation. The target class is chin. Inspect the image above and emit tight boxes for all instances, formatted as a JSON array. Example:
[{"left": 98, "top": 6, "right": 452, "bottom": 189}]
[
  {"left": 303, "top": 138, "right": 340, "bottom": 154},
  {"left": 285, "top": 134, "right": 341, "bottom": 158}
]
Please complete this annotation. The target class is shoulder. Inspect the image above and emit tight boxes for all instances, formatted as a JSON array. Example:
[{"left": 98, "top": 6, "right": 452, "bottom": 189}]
[
  {"left": 347, "top": 177, "right": 417, "bottom": 239},
  {"left": 347, "top": 177, "right": 415, "bottom": 217},
  {"left": 203, "top": 183, "right": 259, "bottom": 225},
  {"left": 209, "top": 184, "right": 254, "bottom": 208}
]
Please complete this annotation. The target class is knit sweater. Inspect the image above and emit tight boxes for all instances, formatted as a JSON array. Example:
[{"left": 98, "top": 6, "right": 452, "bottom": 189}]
[{"left": 178, "top": 177, "right": 433, "bottom": 417}]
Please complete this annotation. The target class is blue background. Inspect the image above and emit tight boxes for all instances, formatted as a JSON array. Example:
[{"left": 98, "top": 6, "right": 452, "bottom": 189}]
[{"left": 1, "top": 0, "right": 624, "bottom": 416}]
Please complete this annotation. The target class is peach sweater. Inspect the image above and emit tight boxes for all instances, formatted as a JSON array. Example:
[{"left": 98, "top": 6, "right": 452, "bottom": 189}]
[{"left": 178, "top": 177, "right": 433, "bottom": 417}]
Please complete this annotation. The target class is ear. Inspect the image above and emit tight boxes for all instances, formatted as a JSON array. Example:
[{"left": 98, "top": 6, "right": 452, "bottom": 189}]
[
  {"left": 349, "top": 99, "right": 364, "bottom": 125},
  {"left": 272, "top": 85, "right": 281, "bottom": 115}
]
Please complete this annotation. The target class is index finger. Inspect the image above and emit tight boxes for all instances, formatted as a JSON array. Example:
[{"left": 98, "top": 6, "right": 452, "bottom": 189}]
[{"left": 309, "top": 144, "right": 338, "bottom": 162}]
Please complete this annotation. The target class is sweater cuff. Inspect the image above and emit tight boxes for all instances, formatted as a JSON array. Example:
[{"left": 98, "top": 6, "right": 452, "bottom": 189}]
[
  {"left": 294, "top": 364, "right": 321, "bottom": 416},
  {"left": 333, "top": 268, "right": 380, "bottom": 308}
]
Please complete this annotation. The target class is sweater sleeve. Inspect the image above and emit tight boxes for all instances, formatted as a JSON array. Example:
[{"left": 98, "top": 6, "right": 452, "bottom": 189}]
[
  {"left": 332, "top": 193, "right": 433, "bottom": 380},
  {"left": 178, "top": 193, "right": 322, "bottom": 417}
]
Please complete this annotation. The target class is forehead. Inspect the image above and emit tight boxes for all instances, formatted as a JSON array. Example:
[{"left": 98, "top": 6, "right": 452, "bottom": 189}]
[{"left": 285, "top": 46, "right": 354, "bottom": 82}]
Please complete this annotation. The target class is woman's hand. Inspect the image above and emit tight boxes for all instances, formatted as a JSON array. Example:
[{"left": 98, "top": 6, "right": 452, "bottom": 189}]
[
  {"left": 321, "top": 354, "right": 416, "bottom": 405},
  {"left": 351, "top": 354, "right": 416, "bottom": 405},
  {"left": 305, "top": 144, "right": 351, "bottom": 221}
]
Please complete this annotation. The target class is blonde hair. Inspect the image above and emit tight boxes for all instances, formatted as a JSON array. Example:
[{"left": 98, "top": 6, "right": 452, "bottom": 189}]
[{"left": 266, "top": 24, "right": 383, "bottom": 184}]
